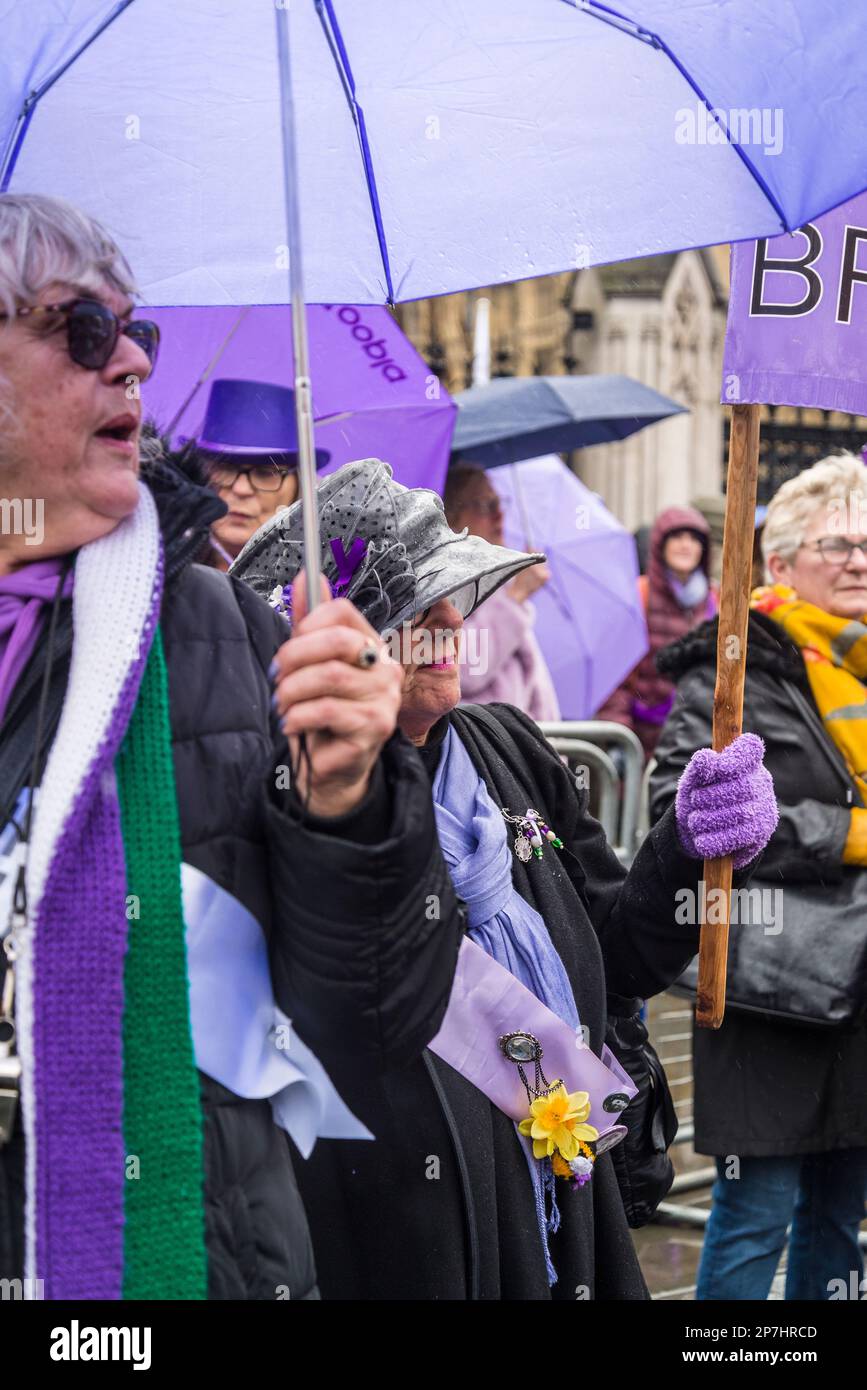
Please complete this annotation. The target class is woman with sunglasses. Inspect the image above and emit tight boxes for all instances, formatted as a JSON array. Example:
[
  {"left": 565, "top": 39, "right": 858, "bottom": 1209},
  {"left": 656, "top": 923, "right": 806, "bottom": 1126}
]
[
  {"left": 652, "top": 453, "right": 867, "bottom": 1301},
  {"left": 0, "top": 194, "right": 461, "bottom": 1301}
]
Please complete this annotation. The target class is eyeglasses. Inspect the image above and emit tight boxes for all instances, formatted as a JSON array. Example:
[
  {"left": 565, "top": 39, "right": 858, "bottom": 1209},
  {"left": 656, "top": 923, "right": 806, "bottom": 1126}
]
[
  {"left": 808, "top": 537, "right": 867, "bottom": 566},
  {"left": 463, "top": 498, "right": 502, "bottom": 519},
  {"left": 0, "top": 298, "right": 160, "bottom": 371},
  {"left": 206, "top": 460, "right": 295, "bottom": 493}
]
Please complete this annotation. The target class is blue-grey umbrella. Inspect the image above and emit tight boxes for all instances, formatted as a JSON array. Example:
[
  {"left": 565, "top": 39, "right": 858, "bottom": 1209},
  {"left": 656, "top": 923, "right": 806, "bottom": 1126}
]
[{"left": 451, "top": 375, "right": 686, "bottom": 468}]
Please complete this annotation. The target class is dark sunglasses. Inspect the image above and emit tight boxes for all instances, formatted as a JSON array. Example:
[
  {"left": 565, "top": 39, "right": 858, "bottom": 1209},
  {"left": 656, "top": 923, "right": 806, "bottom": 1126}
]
[{"left": 0, "top": 297, "right": 160, "bottom": 371}]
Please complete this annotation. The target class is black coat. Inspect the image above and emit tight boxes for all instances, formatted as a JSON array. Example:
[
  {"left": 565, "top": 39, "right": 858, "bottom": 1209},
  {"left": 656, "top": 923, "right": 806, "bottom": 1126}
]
[
  {"left": 651, "top": 610, "right": 867, "bottom": 1157},
  {"left": 0, "top": 452, "right": 461, "bottom": 1298},
  {"left": 294, "top": 703, "right": 705, "bottom": 1300}
]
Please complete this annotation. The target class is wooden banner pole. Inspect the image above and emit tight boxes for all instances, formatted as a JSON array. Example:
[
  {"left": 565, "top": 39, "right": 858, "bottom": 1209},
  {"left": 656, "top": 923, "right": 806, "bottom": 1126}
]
[{"left": 695, "top": 401, "right": 761, "bottom": 1029}]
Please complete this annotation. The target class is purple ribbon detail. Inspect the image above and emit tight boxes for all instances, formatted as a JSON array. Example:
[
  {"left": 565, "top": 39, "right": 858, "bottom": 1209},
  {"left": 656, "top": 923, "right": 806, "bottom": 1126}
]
[{"left": 329, "top": 536, "right": 367, "bottom": 596}]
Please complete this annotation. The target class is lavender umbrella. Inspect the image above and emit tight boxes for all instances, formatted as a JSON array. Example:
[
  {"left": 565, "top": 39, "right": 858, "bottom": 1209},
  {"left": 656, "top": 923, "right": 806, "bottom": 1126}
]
[
  {"left": 140, "top": 305, "right": 455, "bottom": 495},
  {"left": 7, "top": 2, "right": 867, "bottom": 303},
  {"left": 495, "top": 456, "right": 648, "bottom": 719},
  {"left": 7, "top": 1, "right": 867, "bottom": 609}
]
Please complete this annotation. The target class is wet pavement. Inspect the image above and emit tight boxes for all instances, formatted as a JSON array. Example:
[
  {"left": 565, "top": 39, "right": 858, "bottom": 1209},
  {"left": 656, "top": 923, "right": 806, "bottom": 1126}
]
[{"left": 633, "top": 993, "right": 866, "bottom": 1301}]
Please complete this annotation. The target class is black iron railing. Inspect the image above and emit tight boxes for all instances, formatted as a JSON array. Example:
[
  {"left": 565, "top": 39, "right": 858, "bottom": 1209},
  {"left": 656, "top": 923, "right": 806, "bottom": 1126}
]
[{"left": 724, "top": 407, "right": 867, "bottom": 504}]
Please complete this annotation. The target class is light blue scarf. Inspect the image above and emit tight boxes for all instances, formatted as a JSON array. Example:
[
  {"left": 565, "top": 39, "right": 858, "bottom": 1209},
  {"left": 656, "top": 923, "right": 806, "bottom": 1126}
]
[
  {"left": 432, "top": 723, "right": 581, "bottom": 1283},
  {"left": 666, "top": 566, "right": 709, "bottom": 611}
]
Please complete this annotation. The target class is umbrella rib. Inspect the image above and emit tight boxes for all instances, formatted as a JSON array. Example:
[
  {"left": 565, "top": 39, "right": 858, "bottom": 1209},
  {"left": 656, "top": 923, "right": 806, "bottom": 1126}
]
[
  {"left": 164, "top": 306, "right": 252, "bottom": 437},
  {"left": 562, "top": 0, "right": 790, "bottom": 233},
  {"left": 0, "top": 0, "right": 137, "bottom": 191},
  {"left": 315, "top": 0, "right": 396, "bottom": 304}
]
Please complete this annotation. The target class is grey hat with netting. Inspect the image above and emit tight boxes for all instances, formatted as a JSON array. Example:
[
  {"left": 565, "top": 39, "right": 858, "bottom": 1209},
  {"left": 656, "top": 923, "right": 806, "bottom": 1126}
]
[{"left": 229, "top": 457, "right": 544, "bottom": 633}]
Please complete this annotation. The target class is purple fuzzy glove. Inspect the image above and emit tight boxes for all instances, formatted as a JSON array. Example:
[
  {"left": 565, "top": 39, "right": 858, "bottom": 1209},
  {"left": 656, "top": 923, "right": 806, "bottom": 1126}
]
[{"left": 674, "top": 732, "right": 778, "bottom": 869}]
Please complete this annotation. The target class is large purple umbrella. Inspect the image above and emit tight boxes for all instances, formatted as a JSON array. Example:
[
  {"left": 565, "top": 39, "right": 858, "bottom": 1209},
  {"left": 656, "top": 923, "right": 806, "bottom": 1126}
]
[
  {"left": 495, "top": 456, "right": 648, "bottom": 719},
  {"left": 140, "top": 304, "right": 455, "bottom": 494},
  {"left": 8, "top": 3, "right": 867, "bottom": 303}
]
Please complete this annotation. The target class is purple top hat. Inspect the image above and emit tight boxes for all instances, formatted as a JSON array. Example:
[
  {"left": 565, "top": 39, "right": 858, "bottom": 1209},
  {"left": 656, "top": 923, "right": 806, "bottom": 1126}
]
[{"left": 198, "top": 378, "right": 330, "bottom": 467}]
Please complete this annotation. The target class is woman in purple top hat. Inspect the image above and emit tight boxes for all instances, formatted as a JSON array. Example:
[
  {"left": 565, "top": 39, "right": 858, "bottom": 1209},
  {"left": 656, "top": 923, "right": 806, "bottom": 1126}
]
[
  {"left": 0, "top": 194, "right": 461, "bottom": 1301},
  {"left": 193, "top": 377, "right": 330, "bottom": 570},
  {"left": 232, "top": 458, "right": 780, "bottom": 1301}
]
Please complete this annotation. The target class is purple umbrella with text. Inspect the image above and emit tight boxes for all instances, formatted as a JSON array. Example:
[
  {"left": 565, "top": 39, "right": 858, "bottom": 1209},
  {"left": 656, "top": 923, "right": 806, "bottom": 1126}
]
[{"left": 140, "top": 304, "right": 455, "bottom": 495}]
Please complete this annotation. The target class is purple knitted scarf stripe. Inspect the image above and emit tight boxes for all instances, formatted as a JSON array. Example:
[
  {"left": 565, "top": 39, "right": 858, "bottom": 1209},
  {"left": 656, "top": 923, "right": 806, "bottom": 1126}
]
[{"left": 32, "top": 557, "right": 163, "bottom": 1300}]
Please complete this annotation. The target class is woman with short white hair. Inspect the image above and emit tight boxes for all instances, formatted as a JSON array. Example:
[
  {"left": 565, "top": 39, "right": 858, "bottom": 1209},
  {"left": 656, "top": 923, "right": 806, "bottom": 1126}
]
[
  {"left": 0, "top": 193, "right": 461, "bottom": 1300},
  {"left": 653, "top": 453, "right": 867, "bottom": 1302}
]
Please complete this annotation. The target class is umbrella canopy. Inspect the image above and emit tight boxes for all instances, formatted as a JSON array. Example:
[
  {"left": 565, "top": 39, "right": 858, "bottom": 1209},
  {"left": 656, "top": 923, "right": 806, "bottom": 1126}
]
[
  {"left": 495, "top": 456, "right": 648, "bottom": 719},
  {"left": 140, "top": 304, "right": 455, "bottom": 493},
  {"left": 4, "top": 1, "right": 867, "bottom": 304},
  {"left": 450, "top": 374, "right": 686, "bottom": 468}
]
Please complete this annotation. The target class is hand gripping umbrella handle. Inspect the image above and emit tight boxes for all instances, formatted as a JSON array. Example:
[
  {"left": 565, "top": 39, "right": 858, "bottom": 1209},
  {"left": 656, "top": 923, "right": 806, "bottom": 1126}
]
[{"left": 696, "top": 402, "right": 761, "bottom": 1029}]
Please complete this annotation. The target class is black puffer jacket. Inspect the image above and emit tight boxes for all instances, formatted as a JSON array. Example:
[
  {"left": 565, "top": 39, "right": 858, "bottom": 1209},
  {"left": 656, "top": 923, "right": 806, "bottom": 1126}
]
[
  {"left": 651, "top": 610, "right": 867, "bottom": 1157},
  {"left": 0, "top": 450, "right": 461, "bottom": 1298}
]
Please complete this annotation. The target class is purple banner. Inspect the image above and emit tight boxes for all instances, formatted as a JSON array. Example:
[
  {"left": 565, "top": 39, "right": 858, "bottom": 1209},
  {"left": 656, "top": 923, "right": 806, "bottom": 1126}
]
[{"left": 722, "top": 190, "right": 867, "bottom": 415}]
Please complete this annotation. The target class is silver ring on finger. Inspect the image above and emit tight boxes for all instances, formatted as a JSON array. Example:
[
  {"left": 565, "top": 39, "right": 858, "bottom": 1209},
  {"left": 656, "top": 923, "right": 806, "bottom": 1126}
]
[{"left": 355, "top": 637, "right": 381, "bottom": 670}]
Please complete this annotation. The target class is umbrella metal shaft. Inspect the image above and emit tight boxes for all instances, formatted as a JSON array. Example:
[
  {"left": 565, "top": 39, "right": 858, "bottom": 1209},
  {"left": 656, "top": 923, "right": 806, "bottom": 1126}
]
[{"left": 276, "top": 1, "right": 322, "bottom": 610}]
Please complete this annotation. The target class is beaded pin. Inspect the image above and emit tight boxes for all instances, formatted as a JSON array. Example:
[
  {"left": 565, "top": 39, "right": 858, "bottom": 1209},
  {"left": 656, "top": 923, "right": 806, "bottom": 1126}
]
[{"left": 501, "top": 807, "right": 564, "bottom": 863}]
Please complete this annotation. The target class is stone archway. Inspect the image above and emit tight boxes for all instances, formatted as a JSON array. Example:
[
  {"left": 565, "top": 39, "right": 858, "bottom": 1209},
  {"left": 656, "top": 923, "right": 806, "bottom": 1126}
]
[{"left": 570, "top": 250, "right": 726, "bottom": 531}]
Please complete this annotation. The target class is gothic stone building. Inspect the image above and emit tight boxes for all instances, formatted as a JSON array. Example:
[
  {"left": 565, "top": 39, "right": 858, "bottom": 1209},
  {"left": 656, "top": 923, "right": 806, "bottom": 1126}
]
[
  {"left": 397, "top": 249, "right": 728, "bottom": 532},
  {"left": 397, "top": 248, "right": 866, "bottom": 537}
]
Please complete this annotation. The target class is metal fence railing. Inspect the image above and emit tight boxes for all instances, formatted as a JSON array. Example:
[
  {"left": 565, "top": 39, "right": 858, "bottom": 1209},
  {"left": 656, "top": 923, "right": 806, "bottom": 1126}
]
[{"left": 539, "top": 720, "right": 645, "bottom": 865}]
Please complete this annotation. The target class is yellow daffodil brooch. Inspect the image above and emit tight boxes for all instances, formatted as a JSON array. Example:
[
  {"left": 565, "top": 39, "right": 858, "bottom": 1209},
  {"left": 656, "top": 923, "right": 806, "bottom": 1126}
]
[
  {"left": 518, "top": 1083, "right": 599, "bottom": 1188},
  {"left": 500, "top": 1031, "right": 600, "bottom": 1190}
]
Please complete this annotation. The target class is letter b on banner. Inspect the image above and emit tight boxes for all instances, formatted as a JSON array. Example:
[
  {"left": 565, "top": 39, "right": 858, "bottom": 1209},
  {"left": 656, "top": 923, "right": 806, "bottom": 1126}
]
[{"left": 750, "top": 225, "right": 823, "bottom": 317}]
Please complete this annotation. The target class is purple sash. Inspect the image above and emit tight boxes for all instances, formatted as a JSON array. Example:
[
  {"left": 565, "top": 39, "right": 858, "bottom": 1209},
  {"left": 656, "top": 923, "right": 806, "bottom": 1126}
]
[{"left": 430, "top": 938, "right": 637, "bottom": 1145}]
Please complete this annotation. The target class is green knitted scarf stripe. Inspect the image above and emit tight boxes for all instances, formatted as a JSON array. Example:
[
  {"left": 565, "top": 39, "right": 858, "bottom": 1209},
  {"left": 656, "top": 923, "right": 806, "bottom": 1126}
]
[{"left": 116, "top": 626, "right": 208, "bottom": 1300}]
